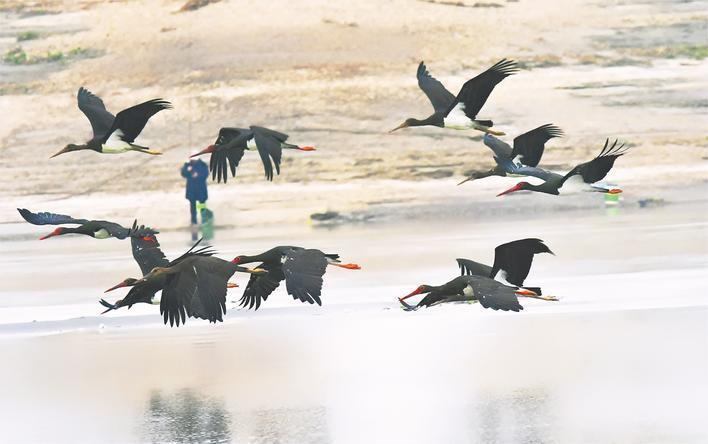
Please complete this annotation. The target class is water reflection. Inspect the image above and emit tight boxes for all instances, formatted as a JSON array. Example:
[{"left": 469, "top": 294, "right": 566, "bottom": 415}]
[
  {"left": 233, "top": 406, "right": 329, "bottom": 444},
  {"left": 470, "top": 387, "right": 554, "bottom": 444},
  {"left": 141, "top": 389, "right": 329, "bottom": 444},
  {"left": 141, "top": 389, "right": 231, "bottom": 443}
]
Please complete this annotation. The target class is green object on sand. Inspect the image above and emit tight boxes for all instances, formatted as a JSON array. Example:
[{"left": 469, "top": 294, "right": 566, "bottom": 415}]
[{"left": 605, "top": 192, "right": 620, "bottom": 206}]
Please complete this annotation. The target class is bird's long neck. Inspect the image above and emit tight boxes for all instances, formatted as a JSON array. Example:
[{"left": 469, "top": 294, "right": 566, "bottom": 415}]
[
  {"left": 530, "top": 182, "right": 560, "bottom": 195},
  {"left": 478, "top": 168, "right": 501, "bottom": 179},
  {"left": 232, "top": 253, "right": 267, "bottom": 265},
  {"left": 415, "top": 114, "right": 444, "bottom": 128}
]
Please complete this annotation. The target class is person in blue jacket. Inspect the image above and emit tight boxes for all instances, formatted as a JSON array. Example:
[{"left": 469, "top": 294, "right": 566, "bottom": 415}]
[{"left": 181, "top": 157, "right": 209, "bottom": 225}]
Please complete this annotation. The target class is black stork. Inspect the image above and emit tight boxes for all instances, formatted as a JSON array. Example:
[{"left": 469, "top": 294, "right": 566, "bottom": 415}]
[
  {"left": 231, "top": 246, "right": 361, "bottom": 310},
  {"left": 50, "top": 87, "right": 171, "bottom": 158},
  {"left": 399, "top": 275, "right": 544, "bottom": 312},
  {"left": 17, "top": 208, "right": 157, "bottom": 240},
  {"left": 399, "top": 238, "right": 557, "bottom": 311},
  {"left": 457, "top": 124, "right": 564, "bottom": 184},
  {"left": 190, "top": 126, "right": 316, "bottom": 182},
  {"left": 390, "top": 59, "right": 518, "bottom": 136},
  {"left": 496, "top": 139, "right": 628, "bottom": 197},
  {"left": 102, "top": 239, "right": 265, "bottom": 327}
]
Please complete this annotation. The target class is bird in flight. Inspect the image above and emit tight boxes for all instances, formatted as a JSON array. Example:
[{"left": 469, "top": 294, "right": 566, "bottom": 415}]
[
  {"left": 400, "top": 238, "right": 557, "bottom": 311},
  {"left": 457, "top": 124, "right": 564, "bottom": 184},
  {"left": 496, "top": 139, "right": 628, "bottom": 197},
  {"left": 190, "top": 126, "right": 315, "bottom": 182},
  {"left": 390, "top": 59, "right": 518, "bottom": 135},
  {"left": 51, "top": 87, "right": 171, "bottom": 158},
  {"left": 232, "top": 246, "right": 361, "bottom": 310}
]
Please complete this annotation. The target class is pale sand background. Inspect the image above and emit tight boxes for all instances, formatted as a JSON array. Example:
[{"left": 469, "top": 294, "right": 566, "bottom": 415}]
[{"left": 0, "top": 0, "right": 707, "bottom": 443}]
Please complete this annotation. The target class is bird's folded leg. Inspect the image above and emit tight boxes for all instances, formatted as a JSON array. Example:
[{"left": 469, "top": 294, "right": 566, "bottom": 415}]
[{"left": 226, "top": 282, "right": 239, "bottom": 288}]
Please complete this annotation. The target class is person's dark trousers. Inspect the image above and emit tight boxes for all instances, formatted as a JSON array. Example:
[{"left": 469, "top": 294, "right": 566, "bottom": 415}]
[{"left": 189, "top": 199, "right": 198, "bottom": 224}]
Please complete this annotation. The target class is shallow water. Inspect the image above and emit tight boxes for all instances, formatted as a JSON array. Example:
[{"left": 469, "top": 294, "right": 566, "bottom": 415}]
[{"left": 0, "top": 200, "right": 706, "bottom": 443}]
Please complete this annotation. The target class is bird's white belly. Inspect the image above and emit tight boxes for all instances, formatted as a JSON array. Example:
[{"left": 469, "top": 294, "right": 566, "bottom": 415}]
[
  {"left": 444, "top": 103, "right": 472, "bottom": 130},
  {"left": 103, "top": 129, "right": 132, "bottom": 153},
  {"left": 94, "top": 228, "right": 111, "bottom": 239},
  {"left": 559, "top": 174, "right": 588, "bottom": 193},
  {"left": 101, "top": 145, "right": 132, "bottom": 154}
]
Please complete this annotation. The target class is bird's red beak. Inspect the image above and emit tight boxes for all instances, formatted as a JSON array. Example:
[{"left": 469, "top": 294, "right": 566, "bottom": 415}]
[
  {"left": 608, "top": 188, "right": 623, "bottom": 194},
  {"left": 104, "top": 281, "right": 128, "bottom": 293},
  {"left": 190, "top": 145, "right": 215, "bottom": 158},
  {"left": 497, "top": 183, "right": 523, "bottom": 197},
  {"left": 298, "top": 146, "right": 316, "bottom": 151},
  {"left": 400, "top": 287, "right": 423, "bottom": 302},
  {"left": 39, "top": 228, "right": 62, "bottom": 240}
]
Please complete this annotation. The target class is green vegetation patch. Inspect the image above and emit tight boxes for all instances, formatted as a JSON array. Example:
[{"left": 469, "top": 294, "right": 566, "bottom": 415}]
[
  {"left": 3, "top": 46, "right": 93, "bottom": 65},
  {"left": 17, "top": 31, "right": 41, "bottom": 41}
]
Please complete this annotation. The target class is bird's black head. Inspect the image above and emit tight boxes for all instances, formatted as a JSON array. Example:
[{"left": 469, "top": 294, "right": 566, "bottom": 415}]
[
  {"left": 104, "top": 278, "right": 140, "bottom": 293},
  {"left": 389, "top": 118, "right": 417, "bottom": 133},
  {"left": 50, "top": 143, "right": 84, "bottom": 159},
  {"left": 458, "top": 169, "right": 496, "bottom": 185},
  {"left": 399, "top": 284, "right": 433, "bottom": 302},
  {"left": 497, "top": 181, "right": 531, "bottom": 197},
  {"left": 231, "top": 255, "right": 246, "bottom": 265}
]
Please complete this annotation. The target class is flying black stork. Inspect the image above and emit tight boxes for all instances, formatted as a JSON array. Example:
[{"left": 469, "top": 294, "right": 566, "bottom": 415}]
[
  {"left": 390, "top": 59, "right": 518, "bottom": 136},
  {"left": 496, "top": 139, "right": 628, "bottom": 197},
  {"left": 50, "top": 87, "right": 171, "bottom": 158},
  {"left": 399, "top": 238, "right": 557, "bottom": 311},
  {"left": 190, "top": 126, "right": 316, "bottom": 182},
  {"left": 457, "top": 124, "right": 564, "bottom": 184},
  {"left": 102, "top": 239, "right": 265, "bottom": 327},
  {"left": 231, "top": 246, "right": 361, "bottom": 310},
  {"left": 17, "top": 208, "right": 157, "bottom": 240}
]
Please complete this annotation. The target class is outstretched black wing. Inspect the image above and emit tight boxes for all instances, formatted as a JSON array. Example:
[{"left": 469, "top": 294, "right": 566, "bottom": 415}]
[
  {"left": 239, "top": 262, "right": 285, "bottom": 310},
  {"left": 446, "top": 59, "right": 518, "bottom": 120},
  {"left": 417, "top": 61, "right": 456, "bottom": 113},
  {"left": 562, "top": 139, "right": 628, "bottom": 185},
  {"left": 160, "top": 257, "right": 232, "bottom": 327},
  {"left": 129, "top": 221, "right": 167, "bottom": 276},
  {"left": 17, "top": 208, "right": 88, "bottom": 226},
  {"left": 456, "top": 258, "right": 493, "bottom": 277},
  {"left": 77, "top": 87, "right": 114, "bottom": 138},
  {"left": 490, "top": 238, "right": 553, "bottom": 286},
  {"left": 103, "top": 98, "right": 172, "bottom": 143},
  {"left": 473, "top": 278, "right": 524, "bottom": 312},
  {"left": 214, "top": 127, "right": 247, "bottom": 146},
  {"left": 209, "top": 128, "right": 250, "bottom": 182},
  {"left": 511, "top": 124, "right": 564, "bottom": 167},
  {"left": 252, "top": 126, "right": 287, "bottom": 181},
  {"left": 282, "top": 249, "right": 328, "bottom": 305}
]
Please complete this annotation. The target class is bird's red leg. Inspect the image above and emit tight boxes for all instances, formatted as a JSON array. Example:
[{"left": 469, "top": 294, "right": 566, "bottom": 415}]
[{"left": 330, "top": 263, "right": 361, "bottom": 270}]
